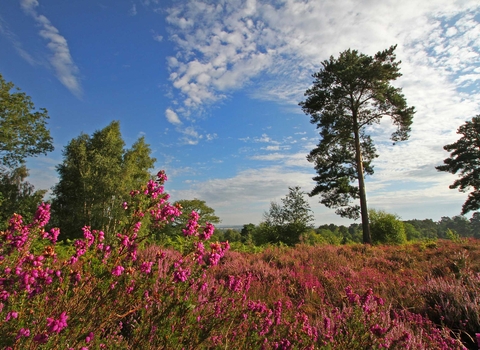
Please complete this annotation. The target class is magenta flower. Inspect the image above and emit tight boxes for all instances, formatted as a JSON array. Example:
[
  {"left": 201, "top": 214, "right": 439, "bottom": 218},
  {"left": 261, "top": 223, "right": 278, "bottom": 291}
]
[
  {"left": 112, "top": 265, "right": 125, "bottom": 276},
  {"left": 33, "top": 333, "right": 49, "bottom": 343},
  {"left": 5, "top": 311, "right": 18, "bottom": 321},
  {"left": 199, "top": 222, "right": 215, "bottom": 241},
  {"left": 16, "top": 328, "right": 30, "bottom": 340},
  {"left": 140, "top": 261, "right": 154, "bottom": 274},
  {"left": 86, "top": 331, "right": 94, "bottom": 343},
  {"left": 82, "top": 226, "right": 95, "bottom": 247},
  {"left": 182, "top": 211, "right": 200, "bottom": 236},
  {"left": 173, "top": 266, "right": 190, "bottom": 282},
  {"left": 46, "top": 311, "right": 68, "bottom": 334},
  {"left": 32, "top": 203, "right": 51, "bottom": 228},
  {"left": 157, "top": 170, "right": 168, "bottom": 183},
  {"left": 47, "top": 228, "right": 60, "bottom": 243}
]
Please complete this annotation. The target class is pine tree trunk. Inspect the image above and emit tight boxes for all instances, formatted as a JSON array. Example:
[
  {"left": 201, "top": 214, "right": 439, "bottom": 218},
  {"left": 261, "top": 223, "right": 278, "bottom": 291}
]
[{"left": 353, "top": 122, "right": 372, "bottom": 244}]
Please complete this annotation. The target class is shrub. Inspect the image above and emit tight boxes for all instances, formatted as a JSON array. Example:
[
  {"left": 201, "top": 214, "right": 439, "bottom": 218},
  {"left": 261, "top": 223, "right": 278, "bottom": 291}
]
[{"left": 370, "top": 209, "right": 407, "bottom": 245}]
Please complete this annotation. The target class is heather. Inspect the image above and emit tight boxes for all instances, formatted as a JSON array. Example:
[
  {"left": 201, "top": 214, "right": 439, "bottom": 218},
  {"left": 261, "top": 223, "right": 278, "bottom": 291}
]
[{"left": 1, "top": 173, "right": 479, "bottom": 349}]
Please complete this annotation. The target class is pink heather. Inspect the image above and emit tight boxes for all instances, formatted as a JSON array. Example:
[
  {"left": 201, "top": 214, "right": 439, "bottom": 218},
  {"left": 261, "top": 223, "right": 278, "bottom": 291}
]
[
  {"left": 32, "top": 203, "right": 51, "bottom": 228},
  {"left": 46, "top": 312, "right": 68, "bottom": 334},
  {"left": 112, "top": 266, "right": 125, "bottom": 276}
]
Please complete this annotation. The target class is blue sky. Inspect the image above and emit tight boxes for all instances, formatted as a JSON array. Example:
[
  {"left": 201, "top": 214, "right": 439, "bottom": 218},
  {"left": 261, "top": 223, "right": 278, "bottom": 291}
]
[{"left": 1, "top": 0, "right": 479, "bottom": 226}]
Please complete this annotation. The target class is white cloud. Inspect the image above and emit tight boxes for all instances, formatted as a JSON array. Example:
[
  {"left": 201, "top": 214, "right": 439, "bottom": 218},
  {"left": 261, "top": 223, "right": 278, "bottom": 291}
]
[
  {"left": 170, "top": 166, "right": 317, "bottom": 224},
  {"left": 180, "top": 126, "right": 203, "bottom": 145},
  {"left": 206, "top": 133, "right": 218, "bottom": 141},
  {"left": 165, "top": 108, "right": 182, "bottom": 125},
  {"left": 129, "top": 4, "right": 137, "bottom": 16},
  {"left": 153, "top": 34, "right": 163, "bottom": 42},
  {"left": 19, "top": 0, "right": 82, "bottom": 98}
]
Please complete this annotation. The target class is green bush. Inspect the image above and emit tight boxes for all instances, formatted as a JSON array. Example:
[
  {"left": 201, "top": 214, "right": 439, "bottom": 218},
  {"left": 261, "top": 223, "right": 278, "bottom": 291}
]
[{"left": 369, "top": 209, "right": 407, "bottom": 245}]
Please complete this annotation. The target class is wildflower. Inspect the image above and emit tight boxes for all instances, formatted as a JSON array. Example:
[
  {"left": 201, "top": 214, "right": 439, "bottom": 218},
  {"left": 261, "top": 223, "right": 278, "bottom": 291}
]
[
  {"left": 82, "top": 226, "right": 95, "bottom": 247},
  {"left": 32, "top": 203, "right": 50, "bottom": 228},
  {"left": 157, "top": 170, "right": 168, "bottom": 183},
  {"left": 199, "top": 222, "right": 215, "bottom": 240},
  {"left": 370, "top": 324, "right": 388, "bottom": 337},
  {"left": 5, "top": 311, "right": 18, "bottom": 321},
  {"left": 86, "top": 331, "right": 94, "bottom": 343},
  {"left": 345, "top": 286, "right": 360, "bottom": 304},
  {"left": 133, "top": 221, "right": 142, "bottom": 233},
  {"left": 112, "top": 265, "right": 125, "bottom": 276},
  {"left": 140, "top": 261, "right": 154, "bottom": 274},
  {"left": 173, "top": 266, "right": 190, "bottom": 282},
  {"left": 16, "top": 328, "right": 30, "bottom": 340},
  {"left": 46, "top": 311, "right": 68, "bottom": 334},
  {"left": 182, "top": 211, "right": 200, "bottom": 236},
  {"left": 122, "top": 201, "right": 128, "bottom": 210},
  {"left": 33, "top": 333, "right": 49, "bottom": 343},
  {"left": 46, "top": 228, "right": 60, "bottom": 243}
]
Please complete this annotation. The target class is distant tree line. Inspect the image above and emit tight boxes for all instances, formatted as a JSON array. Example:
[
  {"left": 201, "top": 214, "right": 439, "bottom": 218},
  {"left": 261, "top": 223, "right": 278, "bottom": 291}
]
[{"left": 214, "top": 212, "right": 480, "bottom": 247}]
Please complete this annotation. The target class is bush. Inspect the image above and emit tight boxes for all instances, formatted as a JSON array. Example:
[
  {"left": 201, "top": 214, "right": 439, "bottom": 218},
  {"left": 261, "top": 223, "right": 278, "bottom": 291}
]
[{"left": 370, "top": 209, "right": 407, "bottom": 245}]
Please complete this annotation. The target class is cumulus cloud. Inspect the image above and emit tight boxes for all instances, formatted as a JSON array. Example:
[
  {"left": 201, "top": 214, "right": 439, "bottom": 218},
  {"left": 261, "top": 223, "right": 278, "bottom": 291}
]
[
  {"left": 165, "top": 108, "right": 182, "bottom": 125},
  {"left": 19, "top": 0, "right": 82, "bottom": 98}
]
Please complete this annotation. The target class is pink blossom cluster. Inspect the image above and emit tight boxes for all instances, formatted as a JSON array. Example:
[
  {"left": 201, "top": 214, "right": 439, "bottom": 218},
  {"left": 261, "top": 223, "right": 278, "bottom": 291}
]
[
  {"left": 204, "top": 241, "right": 230, "bottom": 266},
  {"left": 182, "top": 211, "right": 200, "bottom": 237},
  {"left": 150, "top": 202, "right": 181, "bottom": 224},
  {"left": 46, "top": 311, "right": 68, "bottom": 334},
  {"left": 32, "top": 202, "right": 51, "bottom": 228}
]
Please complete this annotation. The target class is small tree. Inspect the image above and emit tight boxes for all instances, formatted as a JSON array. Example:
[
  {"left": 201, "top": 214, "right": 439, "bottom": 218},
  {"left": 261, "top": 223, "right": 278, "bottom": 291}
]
[
  {"left": 436, "top": 115, "right": 480, "bottom": 215},
  {"left": 0, "top": 73, "right": 53, "bottom": 170},
  {"left": 0, "top": 73, "right": 53, "bottom": 227},
  {"left": 262, "top": 186, "right": 314, "bottom": 245},
  {"left": 51, "top": 121, "right": 155, "bottom": 239},
  {"left": 369, "top": 209, "right": 406, "bottom": 245},
  {"left": 300, "top": 45, "right": 415, "bottom": 244}
]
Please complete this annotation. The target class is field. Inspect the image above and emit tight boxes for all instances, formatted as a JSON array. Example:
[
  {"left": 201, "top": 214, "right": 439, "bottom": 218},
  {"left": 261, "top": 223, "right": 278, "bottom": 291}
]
[{"left": 1, "top": 175, "right": 480, "bottom": 349}]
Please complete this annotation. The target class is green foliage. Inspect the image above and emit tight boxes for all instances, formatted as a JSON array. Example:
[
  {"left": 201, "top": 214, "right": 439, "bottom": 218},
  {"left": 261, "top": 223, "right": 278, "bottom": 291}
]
[
  {"left": 301, "top": 228, "right": 342, "bottom": 246},
  {"left": 470, "top": 212, "right": 480, "bottom": 238},
  {"left": 222, "top": 228, "right": 242, "bottom": 242},
  {"left": 0, "top": 73, "right": 54, "bottom": 169},
  {"left": 0, "top": 166, "right": 46, "bottom": 229},
  {"left": 445, "top": 228, "right": 464, "bottom": 243},
  {"left": 436, "top": 115, "right": 480, "bottom": 215},
  {"left": 369, "top": 209, "right": 406, "bottom": 245},
  {"left": 403, "top": 222, "right": 421, "bottom": 241},
  {"left": 403, "top": 219, "right": 438, "bottom": 240},
  {"left": 437, "top": 215, "right": 472, "bottom": 239},
  {"left": 51, "top": 121, "right": 155, "bottom": 240},
  {"left": 300, "top": 45, "right": 415, "bottom": 244},
  {"left": 260, "top": 186, "right": 314, "bottom": 246}
]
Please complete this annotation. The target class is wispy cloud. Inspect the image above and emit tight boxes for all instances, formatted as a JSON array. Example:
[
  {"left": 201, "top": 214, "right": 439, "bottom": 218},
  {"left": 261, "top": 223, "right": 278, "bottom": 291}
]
[
  {"left": 129, "top": 4, "right": 137, "bottom": 16},
  {"left": 19, "top": 0, "right": 82, "bottom": 98},
  {"left": 180, "top": 126, "right": 203, "bottom": 145},
  {"left": 0, "top": 15, "right": 38, "bottom": 65}
]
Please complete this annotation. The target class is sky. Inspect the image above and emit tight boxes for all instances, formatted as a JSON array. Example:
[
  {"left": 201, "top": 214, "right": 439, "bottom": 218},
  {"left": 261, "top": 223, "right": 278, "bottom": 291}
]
[{"left": 0, "top": 0, "right": 479, "bottom": 227}]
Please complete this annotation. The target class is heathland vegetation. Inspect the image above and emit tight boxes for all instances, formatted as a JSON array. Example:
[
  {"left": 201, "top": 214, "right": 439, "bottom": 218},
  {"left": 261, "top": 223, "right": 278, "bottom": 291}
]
[{"left": 1, "top": 43, "right": 480, "bottom": 350}]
